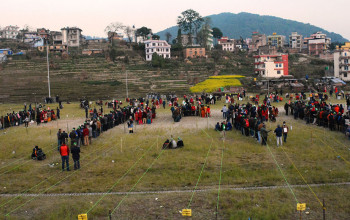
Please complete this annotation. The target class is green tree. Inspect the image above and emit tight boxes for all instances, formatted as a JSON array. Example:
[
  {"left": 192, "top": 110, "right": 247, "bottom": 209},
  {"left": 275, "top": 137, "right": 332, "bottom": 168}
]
[
  {"left": 212, "top": 27, "right": 223, "bottom": 45},
  {"left": 136, "top": 27, "right": 152, "bottom": 40},
  {"left": 177, "top": 28, "right": 182, "bottom": 45},
  {"left": 177, "top": 9, "right": 204, "bottom": 45},
  {"left": 151, "top": 53, "right": 165, "bottom": 68},
  {"left": 109, "top": 48, "right": 118, "bottom": 62},
  {"left": 152, "top": 35, "right": 160, "bottom": 40},
  {"left": 165, "top": 32, "right": 172, "bottom": 43},
  {"left": 197, "top": 17, "right": 212, "bottom": 49}
]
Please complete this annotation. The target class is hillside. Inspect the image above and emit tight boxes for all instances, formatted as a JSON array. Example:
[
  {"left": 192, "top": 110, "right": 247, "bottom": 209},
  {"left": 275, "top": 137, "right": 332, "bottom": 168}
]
[{"left": 157, "top": 12, "right": 347, "bottom": 43}]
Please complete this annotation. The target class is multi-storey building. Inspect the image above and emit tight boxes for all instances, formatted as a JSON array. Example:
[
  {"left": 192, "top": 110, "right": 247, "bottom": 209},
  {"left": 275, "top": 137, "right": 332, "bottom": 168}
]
[
  {"left": 23, "top": 32, "right": 44, "bottom": 47},
  {"left": 289, "top": 32, "right": 302, "bottom": 50},
  {"left": 183, "top": 47, "right": 206, "bottom": 58},
  {"left": 144, "top": 39, "right": 171, "bottom": 61},
  {"left": 334, "top": 46, "right": 350, "bottom": 81},
  {"left": 254, "top": 54, "right": 289, "bottom": 78},
  {"left": 61, "top": 27, "right": 83, "bottom": 47},
  {"left": 250, "top": 32, "right": 267, "bottom": 51},
  {"left": 3, "top": 26, "right": 19, "bottom": 39},
  {"left": 267, "top": 33, "right": 286, "bottom": 48},
  {"left": 308, "top": 38, "right": 327, "bottom": 55},
  {"left": 218, "top": 37, "right": 235, "bottom": 52},
  {"left": 51, "top": 31, "right": 63, "bottom": 45}
]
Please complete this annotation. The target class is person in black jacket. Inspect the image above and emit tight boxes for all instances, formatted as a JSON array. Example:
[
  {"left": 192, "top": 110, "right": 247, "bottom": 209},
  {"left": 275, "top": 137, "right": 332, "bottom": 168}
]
[
  {"left": 60, "top": 130, "right": 68, "bottom": 145},
  {"left": 71, "top": 143, "right": 80, "bottom": 170}
]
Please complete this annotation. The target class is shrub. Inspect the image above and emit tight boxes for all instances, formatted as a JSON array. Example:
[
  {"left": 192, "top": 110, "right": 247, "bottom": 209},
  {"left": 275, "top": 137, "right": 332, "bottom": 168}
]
[{"left": 190, "top": 75, "right": 244, "bottom": 93}]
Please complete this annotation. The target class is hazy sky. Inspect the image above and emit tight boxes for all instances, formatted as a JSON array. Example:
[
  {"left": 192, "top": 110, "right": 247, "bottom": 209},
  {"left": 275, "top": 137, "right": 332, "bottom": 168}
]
[{"left": 2, "top": 0, "right": 349, "bottom": 39}]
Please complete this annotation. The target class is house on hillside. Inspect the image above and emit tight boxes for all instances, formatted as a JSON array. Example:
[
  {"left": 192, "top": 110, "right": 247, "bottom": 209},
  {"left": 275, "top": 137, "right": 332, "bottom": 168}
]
[
  {"left": 218, "top": 37, "right": 235, "bottom": 52},
  {"left": 254, "top": 53, "right": 289, "bottom": 78},
  {"left": 3, "top": 26, "right": 19, "bottom": 39},
  {"left": 144, "top": 39, "right": 171, "bottom": 61},
  {"left": 267, "top": 33, "right": 286, "bottom": 48},
  {"left": 61, "top": 27, "right": 84, "bottom": 47},
  {"left": 289, "top": 32, "right": 302, "bottom": 51},
  {"left": 250, "top": 32, "right": 267, "bottom": 51},
  {"left": 23, "top": 32, "right": 44, "bottom": 47},
  {"left": 183, "top": 47, "right": 206, "bottom": 58},
  {"left": 334, "top": 45, "right": 350, "bottom": 81}
]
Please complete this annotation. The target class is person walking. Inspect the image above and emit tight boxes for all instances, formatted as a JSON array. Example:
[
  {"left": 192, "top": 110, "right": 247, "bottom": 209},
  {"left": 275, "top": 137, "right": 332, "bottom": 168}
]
[
  {"left": 282, "top": 122, "right": 289, "bottom": 143},
  {"left": 59, "top": 143, "right": 70, "bottom": 171},
  {"left": 274, "top": 125, "right": 283, "bottom": 147},
  {"left": 71, "top": 143, "right": 80, "bottom": 170}
]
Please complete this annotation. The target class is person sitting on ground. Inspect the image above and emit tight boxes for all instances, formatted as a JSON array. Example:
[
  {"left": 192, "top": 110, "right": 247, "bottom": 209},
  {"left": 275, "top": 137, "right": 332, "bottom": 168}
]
[
  {"left": 226, "top": 121, "right": 233, "bottom": 131},
  {"left": 215, "top": 122, "right": 221, "bottom": 131},
  {"left": 31, "top": 146, "right": 46, "bottom": 160},
  {"left": 177, "top": 137, "right": 184, "bottom": 148},
  {"left": 170, "top": 138, "right": 177, "bottom": 149},
  {"left": 162, "top": 139, "right": 170, "bottom": 149}
]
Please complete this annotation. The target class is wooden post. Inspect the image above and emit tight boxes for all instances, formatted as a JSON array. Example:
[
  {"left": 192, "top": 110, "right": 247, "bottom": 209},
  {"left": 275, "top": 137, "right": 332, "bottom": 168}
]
[
  {"left": 207, "top": 115, "right": 209, "bottom": 130},
  {"left": 109, "top": 210, "right": 112, "bottom": 220},
  {"left": 311, "top": 131, "right": 313, "bottom": 145},
  {"left": 121, "top": 138, "right": 123, "bottom": 153},
  {"left": 323, "top": 199, "right": 326, "bottom": 220},
  {"left": 300, "top": 210, "right": 302, "bottom": 220}
]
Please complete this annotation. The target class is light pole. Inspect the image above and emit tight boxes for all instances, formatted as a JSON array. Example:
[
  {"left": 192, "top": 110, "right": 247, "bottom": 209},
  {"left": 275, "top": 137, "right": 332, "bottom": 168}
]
[
  {"left": 126, "top": 70, "right": 128, "bottom": 99},
  {"left": 46, "top": 40, "right": 51, "bottom": 98}
]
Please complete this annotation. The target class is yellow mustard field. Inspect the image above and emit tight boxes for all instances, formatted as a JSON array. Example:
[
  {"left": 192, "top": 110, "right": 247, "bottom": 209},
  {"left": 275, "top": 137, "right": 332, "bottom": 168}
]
[{"left": 190, "top": 75, "right": 244, "bottom": 93}]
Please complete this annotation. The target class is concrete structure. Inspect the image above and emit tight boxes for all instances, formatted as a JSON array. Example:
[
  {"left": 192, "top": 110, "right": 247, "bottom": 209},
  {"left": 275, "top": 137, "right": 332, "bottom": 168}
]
[
  {"left": 82, "top": 49, "right": 103, "bottom": 56},
  {"left": 254, "top": 54, "right": 289, "bottom": 78},
  {"left": 289, "top": 32, "right": 302, "bottom": 50},
  {"left": 144, "top": 40, "right": 171, "bottom": 61},
  {"left": 61, "top": 27, "right": 83, "bottom": 47},
  {"left": 267, "top": 33, "right": 285, "bottom": 48},
  {"left": 183, "top": 47, "right": 206, "bottom": 58},
  {"left": 180, "top": 34, "right": 199, "bottom": 47},
  {"left": 310, "top": 31, "right": 331, "bottom": 46},
  {"left": 51, "top": 31, "right": 63, "bottom": 45},
  {"left": 336, "top": 42, "right": 350, "bottom": 51},
  {"left": 218, "top": 37, "right": 235, "bottom": 52},
  {"left": 206, "top": 29, "right": 214, "bottom": 49},
  {"left": 38, "top": 45, "right": 67, "bottom": 52},
  {"left": 250, "top": 32, "right": 267, "bottom": 51},
  {"left": 3, "top": 26, "right": 19, "bottom": 39},
  {"left": 108, "top": 32, "right": 124, "bottom": 43},
  {"left": 334, "top": 50, "right": 350, "bottom": 81},
  {"left": 308, "top": 38, "right": 327, "bottom": 55},
  {"left": 37, "top": 28, "right": 50, "bottom": 40}
]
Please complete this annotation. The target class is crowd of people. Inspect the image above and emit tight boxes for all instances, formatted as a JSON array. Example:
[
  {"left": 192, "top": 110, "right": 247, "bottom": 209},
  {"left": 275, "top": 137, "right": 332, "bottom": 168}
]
[
  {"left": 55, "top": 98, "right": 159, "bottom": 171},
  {"left": 284, "top": 92, "right": 350, "bottom": 138},
  {"left": 0, "top": 103, "right": 61, "bottom": 129}
]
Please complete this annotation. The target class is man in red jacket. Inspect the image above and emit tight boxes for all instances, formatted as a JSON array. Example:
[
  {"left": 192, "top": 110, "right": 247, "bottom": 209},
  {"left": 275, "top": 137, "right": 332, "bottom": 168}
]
[
  {"left": 60, "top": 143, "right": 70, "bottom": 171},
  {"left": 83, "top": 125, "right": 89, "bottom": 146}
]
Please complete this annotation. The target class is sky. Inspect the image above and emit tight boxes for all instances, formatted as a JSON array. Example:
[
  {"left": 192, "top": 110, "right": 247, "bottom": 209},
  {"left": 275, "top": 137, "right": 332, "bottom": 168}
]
[{"left": 1, "top": 0, "right": 349, "bottom": 39}]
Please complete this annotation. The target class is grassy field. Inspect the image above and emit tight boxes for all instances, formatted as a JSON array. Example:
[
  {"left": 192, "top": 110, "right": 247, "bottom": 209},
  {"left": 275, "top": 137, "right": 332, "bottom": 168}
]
[{"left": 0, "top": 98, "right": 350, "bottom": 219}]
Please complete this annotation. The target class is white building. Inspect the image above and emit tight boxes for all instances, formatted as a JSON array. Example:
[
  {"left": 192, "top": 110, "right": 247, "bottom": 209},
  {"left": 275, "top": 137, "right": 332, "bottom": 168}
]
[
  {"left": 3, "top": 26, "right": 19, "bottom": 39},
  {"left": 144, "top": 40, "right": 171, "bottom": 61},
  {"left": 61, "top": 27, "right": 83, "bottom": 47},
  {"left": 289, "top": 32, "right": 302, "bottom": 50},
  {"left": 334, "top": 50, "right": 350, "bottom": 81},
  {"left": 218, "top": 37, "right": 235, "bottom": 52},
  {"left": 254, "top": 54, "right": 289, "bottom": 78}
]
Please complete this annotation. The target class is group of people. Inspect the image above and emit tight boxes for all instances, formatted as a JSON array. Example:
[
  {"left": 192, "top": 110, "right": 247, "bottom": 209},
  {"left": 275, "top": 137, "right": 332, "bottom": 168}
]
[
  {"left": 162, "top": 137, "right": 184, "bottom": 149},
  {"left": 216, "top": 101, "right": 288, "bottom": 146},
  {"left": 0, "top": 104, "right": 61, "bottom": 129},
  {"left": 284, "top": 93, "right": 350, "bottom": 138}
]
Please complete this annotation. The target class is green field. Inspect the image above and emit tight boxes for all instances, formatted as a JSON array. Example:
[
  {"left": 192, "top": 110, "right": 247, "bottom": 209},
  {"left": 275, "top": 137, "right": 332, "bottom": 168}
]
[{"left": 0, "top": 97, "right": 349, "bottom": 219}]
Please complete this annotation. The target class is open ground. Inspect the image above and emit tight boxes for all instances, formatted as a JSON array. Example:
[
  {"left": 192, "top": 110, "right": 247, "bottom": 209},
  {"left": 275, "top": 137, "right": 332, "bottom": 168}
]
[{"left": 0, "top": 98, "right": 350, "bottom": 219}]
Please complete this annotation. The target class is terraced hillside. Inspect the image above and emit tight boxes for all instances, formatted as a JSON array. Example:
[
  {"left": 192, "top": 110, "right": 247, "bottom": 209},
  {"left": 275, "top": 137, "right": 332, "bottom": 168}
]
[{"left": 0, "top": 56, "right": 215, "bottom": 103}]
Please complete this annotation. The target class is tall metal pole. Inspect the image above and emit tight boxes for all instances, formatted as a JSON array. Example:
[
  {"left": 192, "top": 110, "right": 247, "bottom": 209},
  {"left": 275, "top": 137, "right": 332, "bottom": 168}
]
[{"left": 46, "top": 40, "right": 51, "bottom": 98}]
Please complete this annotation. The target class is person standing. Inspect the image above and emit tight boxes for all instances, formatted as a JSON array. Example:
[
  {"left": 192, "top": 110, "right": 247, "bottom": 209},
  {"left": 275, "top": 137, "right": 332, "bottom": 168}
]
[
  {"left": 57, "top": 129, "right": 62, "bottom": 150},
  {"left": 274, "top": 125, "right": 283, "bottom": 147},
  {"left": 222, "top": 105, "right": 227, "bottom": 119},
  {"left": 56, "top": 107, "right": 60, "bottom": 119},
  {"left": 260, "top": 124, "right": 269, "bottom": 146},
  {"left": 83, "top": 125, "right": 89, "bottom": 146},
  {"left": 69, "top": 128, "right": 77, "bottom": 146},
  {"left": 59, "top": 143, "right": 70, "bottom": 171},
  {"left": 282, "top": 122, "right": 289, "bottom": 143},
  {"left": 71, "top": 143, "right": 80, "bottom": 170}
]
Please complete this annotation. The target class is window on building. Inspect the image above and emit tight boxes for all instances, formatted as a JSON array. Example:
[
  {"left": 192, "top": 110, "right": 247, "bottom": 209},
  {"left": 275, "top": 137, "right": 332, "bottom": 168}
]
[
  {"left": 166, "top": 49, "right": 169, "bottom": 52},
  {"left": 147, "top": 49, "right": 149, "bottom": 53},
  {"left": 279, "top": 64, "right": 282, "bottom": 67},
  {"left": 262, "top": 71, "right": 265, "bottom": 75},
  {"left": 152, "top": 43, "right": 156, "bottom": 46},
  {"left": 345, "top": 66, "right": 349, "bottom": 71},
  {"left": 345, "top": 59, "right": 349, "bottom": 64},
  {"left": 277, "top": 71, "right": 281, "bottom": 74},
  {"left": 147, "top": 55, "right": 149, "bottom": 59},
  {"left": 276, "top": 64, "right": 279, "bottom": 68},
  {"left": 344, "top": 73, "right": 348, "bottom": 77}
]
